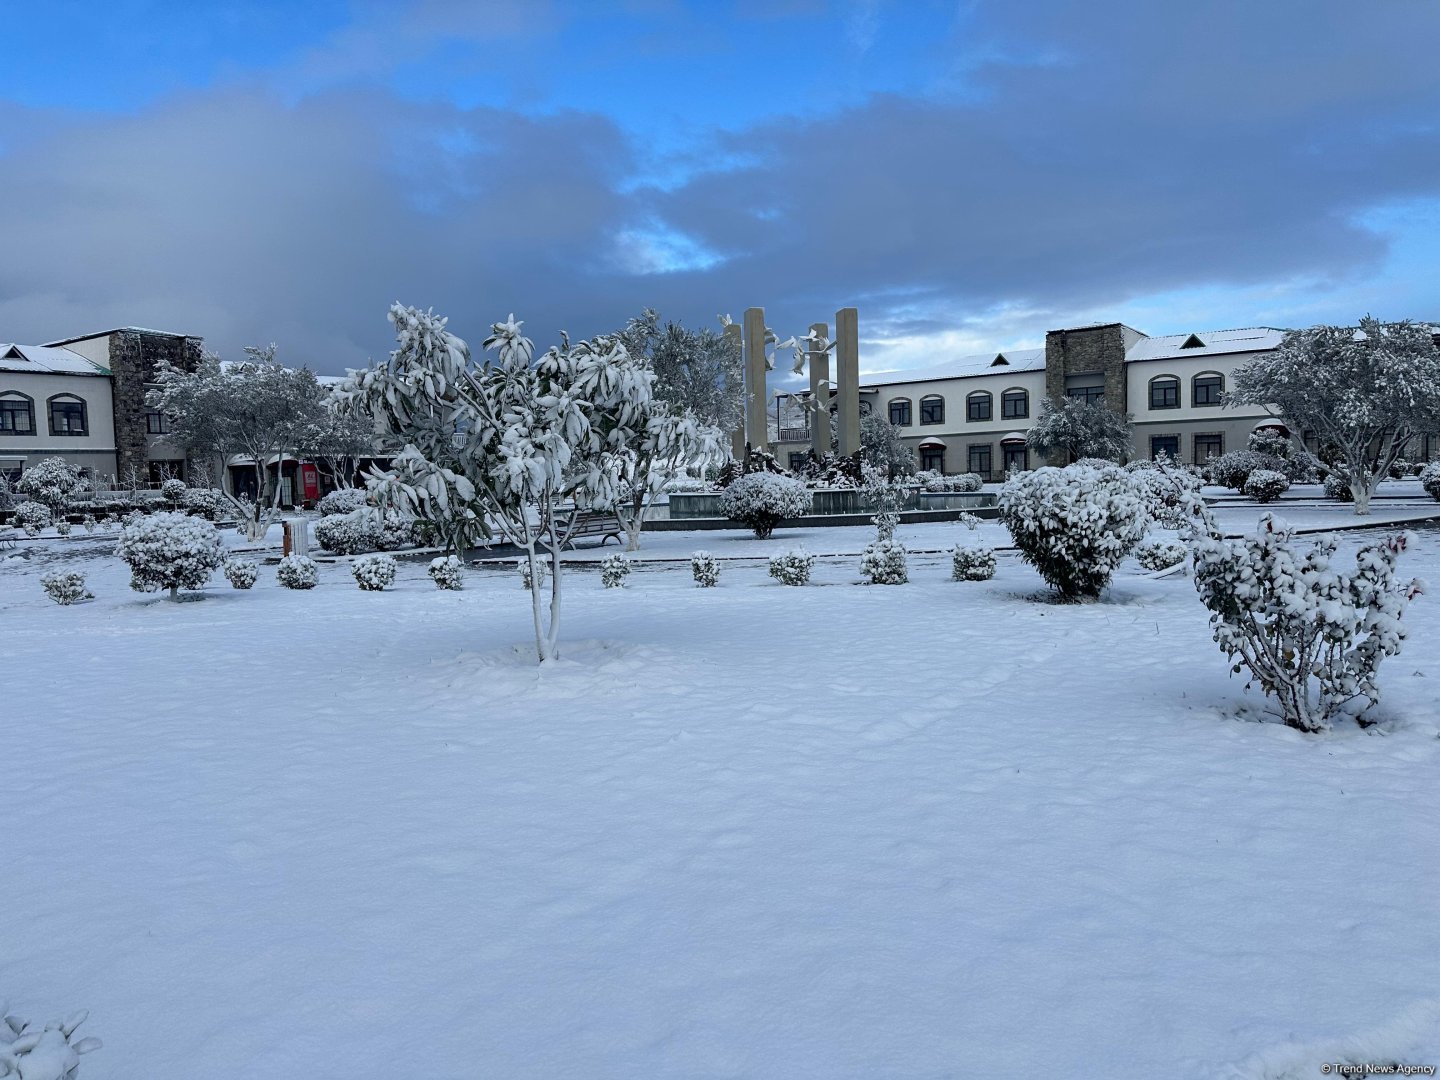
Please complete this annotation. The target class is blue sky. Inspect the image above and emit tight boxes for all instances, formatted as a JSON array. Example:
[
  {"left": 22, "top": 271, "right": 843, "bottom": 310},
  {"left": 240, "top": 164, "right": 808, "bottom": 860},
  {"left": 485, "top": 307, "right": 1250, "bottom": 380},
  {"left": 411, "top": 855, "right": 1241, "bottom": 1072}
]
[{"left": 1, "top": 0, "right": 1437, "bottom": 375}]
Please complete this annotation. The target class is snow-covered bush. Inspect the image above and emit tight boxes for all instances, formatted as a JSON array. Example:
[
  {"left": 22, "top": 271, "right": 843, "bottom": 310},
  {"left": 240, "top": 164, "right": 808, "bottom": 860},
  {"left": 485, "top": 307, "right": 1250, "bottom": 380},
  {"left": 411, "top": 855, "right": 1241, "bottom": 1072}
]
[
  {"left": 1243, "top": 468, "right": 1290, "bottom": 503},
  {"left": 768, "top": 549, "right": 815, "bottom": 586},
  {"left": 80, "top": 514, "right": 97, "bottom": 533},
  {"left": 1192, "top": 515, "right": 1425, "bottom": 732},
  {"left": 374, "top": 511, "right": 417, "bottom": 551},
  {"left": 0, "top": 474, "right": 12, "bottom": 511},
  {"left": 181, "top": 487, "right": 223, "bottom": 519},
  {"left": 223, "top": 558, "right": 258, "bottom": 589},
  {"left": 599, "top": 552, "right": 632, "bottom": 588},
  {"left": 951, "top": 545, "right": 996, "bottom": 581},
  {"left": 690, "top": 551, "right": 720, "bottom": 588},
  {"left": 873, "top": 511, "right": 899, "bottom": 542},
  {"left": 352, "top": 553, "right": 397, "bottom": 591},
  {"left": 1324, "top": 468, "right": 1356, "bottom": 502},
  {"left": 41, "top": 571, "right": 91, "bottom": 605},
  {"left": 116, "top": 511, "right": 223, "bottom": 600},
  {"left": 860, "top": 539, "right": 908, "bottom": 584},
  {"left": 15, "top": 457, "right": 84, "bottom": 514},
  {"left": 314, "top": 508, "right": 380, "bottom": 555},
  {"left": 14, "top": 502, "right": 51, "bottom": 536},
  {"left": 160, "top": 477, "right": 187, "bottom": 506},
  {"left": 1128, "top": 456, "right": 1205, "bottom": 530},
  {"left": 998, "top": 464, "right": 1148, "bottom": 599},
  {"left": 957, "top": 511, "right": 980, "bottom": 531},
  {"left": 424, "top": 555, "right": 462, "bottom": 590},
  {"left": 317, "top": 487, "right": 370, "bottom": 517},
  {"left": 916, "top": 471, "right": 983, "bottom": 493},
  {"left": 0, "top": 1004, "right": 102, "bottom": 1079},
  {"left": 1135, "top": 538, "right": 1187, "bottom": 572},
  {"left": 1207, "top": 450, "right": 1289, "bottom": 493},
  {"left": 518, "top": 558, "right": 546, "bottom": 591},
  {"left": 1388, "top": 458, "right": 1412, "bottom": 480},
  {"left": 277, "top": 554, "right": 318, "bottom": 590},
  {"left": 53, "top": 519, "right": 72, "bottom": 537},
  {"left": 663, "top": 477, "right": 711, "bottom": 494},
  {"left": 719, "top": 472, "right": 812, "bottom": 539},
  {"left": 1420, "top": 461, "right": 1440, "bottom": 501}
]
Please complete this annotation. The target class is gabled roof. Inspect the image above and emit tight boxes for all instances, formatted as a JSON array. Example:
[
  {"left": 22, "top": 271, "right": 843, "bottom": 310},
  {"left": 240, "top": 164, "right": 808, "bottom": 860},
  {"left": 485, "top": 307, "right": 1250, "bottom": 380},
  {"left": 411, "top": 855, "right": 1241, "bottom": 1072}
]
[
  {"left": 42, "top": 326, "right": 197, "bottom": 347},
  {"left": 0, "top": 344, "right": 110, "bottom": 376},
  {"left": 1125, "top": 327, "right": 1286, "bottom": 362}
]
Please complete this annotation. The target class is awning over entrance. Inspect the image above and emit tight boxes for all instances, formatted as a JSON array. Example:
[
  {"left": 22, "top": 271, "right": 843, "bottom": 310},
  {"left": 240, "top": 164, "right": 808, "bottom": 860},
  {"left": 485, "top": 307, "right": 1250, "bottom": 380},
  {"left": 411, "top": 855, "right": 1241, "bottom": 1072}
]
[
  {"left": 1000, "top": 431, "right": 1027, "bottom": 444},
  {"left": 918, "top": 437, "right": 946, "bottom": 448}
]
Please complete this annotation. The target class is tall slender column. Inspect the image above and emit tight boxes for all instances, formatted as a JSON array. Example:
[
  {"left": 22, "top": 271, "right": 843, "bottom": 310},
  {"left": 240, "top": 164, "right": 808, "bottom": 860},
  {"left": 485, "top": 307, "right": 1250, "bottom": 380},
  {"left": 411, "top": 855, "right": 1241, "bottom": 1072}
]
[
  {"left": 724, "top": 321, "right": 745, "bottom": 459},
  {"left": 808, "top": 321, "right": 830, "bottom": 457},
  {"left": 835, "top": 306, "right": 860, "bottom": 457},
  {"left": 743, "top": 307, "right": 768, "bottom": 454}
]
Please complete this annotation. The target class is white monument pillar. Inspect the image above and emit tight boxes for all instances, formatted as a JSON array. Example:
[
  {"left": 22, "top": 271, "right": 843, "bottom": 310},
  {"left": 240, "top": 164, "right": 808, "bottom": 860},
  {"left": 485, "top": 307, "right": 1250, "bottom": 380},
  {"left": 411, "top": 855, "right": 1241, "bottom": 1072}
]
[
  {"left": 835, "top": 306, "right": 860, "bottom": 457},
  {"left": 743, "top": 307, "right": 769, "bottom": 454},
  {"left": 808, "top": 321, "right": 830, "bottom": 458},
  {"left": 724, "top": 321, "right": 745, "bottom": 459}
]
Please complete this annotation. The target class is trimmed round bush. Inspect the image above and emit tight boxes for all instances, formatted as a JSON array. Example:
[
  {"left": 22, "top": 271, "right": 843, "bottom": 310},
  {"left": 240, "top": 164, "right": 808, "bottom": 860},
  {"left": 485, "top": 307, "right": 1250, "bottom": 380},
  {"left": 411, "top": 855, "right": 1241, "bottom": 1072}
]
[
  {"left": 719, "top": 473, "right": 813, "bottom": 539},
  {"left": 317, "top": 488, "right": 371, "bottom": 517},
  {"left": 15, "top": 456, "right": 84, "bottom": 513},
  {"left": 860, "top": 539, "right": 908, "bottom": 584},
  {"left": 998, "top": 464, "right": 1148, "bottom": 599},
  {"left": 54, "top": 519, "right": 73, "bottom": 537},
  {"left": 14, "top": 501, "right": 52, "bottom": 536},
  {"left": 160, "top": 478, "right": 187, "bottom": 505},
  {"left": 428, "top": 555, "right": 464, "bottom": 590},
  {"left": 277, "top": 554, "right": 319, "bottom": 589},
  {"left": 600, "top": 552, "right": 632, "bottom": 588},
  {"left": 1135, "top": 538, "right": 1187, "bottom": 572},
  {"left": 182, "top": 487, "right": 224, "bottom": 519},
  {"left": 1324, "top": 469, "right": 1356, "bottom": 502},
  {"left": 1207, "top": 450, "right": 1288, "bottom": 493},
  {"left": 690, "top": 551, "right": 720, "bottom": 588},
  {"left": 224, "top": 558, "right": 259, "bottom": 589},
  {"left": 375, "top": 512, "right": 418, "bottom": 551},
  {"left": 116, "top": 511, "right": 224, "bottom": 600},
  {"left": 1420, "top": 461, "right": 1440, "bottom": 501},
  {"left": 41, "top": 570, "right": 91, "bottom": 605},
  {"left": 951, "top": 545, "right": 996, "bottom": 581},
  {"left": 352, "top": 553, "right": 397, "bottom": 591},
  {"left": 314, "top": 508, "right": 380, "bottom": 554},
  {"left": 768, "top": 549, "right": 814, "bottom": 586},
  {"left": 1243, "top": 468, "right": 1290, "bottom": 503}
]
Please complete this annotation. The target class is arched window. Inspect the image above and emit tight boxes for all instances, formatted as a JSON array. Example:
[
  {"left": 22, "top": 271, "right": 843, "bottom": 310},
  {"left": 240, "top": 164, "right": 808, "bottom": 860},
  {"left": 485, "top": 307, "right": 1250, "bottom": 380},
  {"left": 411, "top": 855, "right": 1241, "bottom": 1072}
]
[
  {"left": 1192, "top": 371, "right": 1224, "bottom": 407},
  {"left": 888, "top": 398, "right": 912, "bottom": 426},
  {"left": 1001, "top": 388, "right": 1029, "bottom": 420},
  {"left": 47, "top": 393, "right": 89, "bottom": 436},
  {"left": 965, "top": 391, "right": 991, "bottom": 423},
  {"left": 920, "top": 394, "right": 946, "bottom": 424},
  {"left": 0, "top": 390, "right": 35, "bottom": 435},
  {"left": 1148, "top": 375, "right": 1180, "bottom": 410}
]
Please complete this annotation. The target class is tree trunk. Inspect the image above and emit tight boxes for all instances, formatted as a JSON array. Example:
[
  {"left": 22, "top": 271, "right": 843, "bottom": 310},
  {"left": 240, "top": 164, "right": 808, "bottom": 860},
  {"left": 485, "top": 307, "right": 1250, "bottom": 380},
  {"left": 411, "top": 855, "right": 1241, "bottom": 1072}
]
[
  {"left": 523, "top": 540, "right": 549, "bottom": 663},
  {"left": 545, "top": 508, "right": 564, "bottom": 661},
  {"left": 169, "top": 584, "right": 179, "bottom": 602},
  {"left": 1352, "top": 478, "right": 1373, "bottom": 516}
]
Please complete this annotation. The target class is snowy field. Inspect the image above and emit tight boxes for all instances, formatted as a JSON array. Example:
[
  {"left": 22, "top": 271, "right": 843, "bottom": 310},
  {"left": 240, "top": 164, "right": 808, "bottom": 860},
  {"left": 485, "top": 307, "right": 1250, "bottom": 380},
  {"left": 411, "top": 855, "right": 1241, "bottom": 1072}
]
[{"left": 3, "top": 507, "right": 1440, "bottom": 1079}]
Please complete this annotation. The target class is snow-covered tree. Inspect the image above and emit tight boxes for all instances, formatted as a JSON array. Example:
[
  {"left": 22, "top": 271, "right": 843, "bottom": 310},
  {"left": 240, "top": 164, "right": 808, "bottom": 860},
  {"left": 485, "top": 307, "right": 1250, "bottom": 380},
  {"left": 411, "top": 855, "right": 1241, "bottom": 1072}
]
[
  {"left": 15, "top": 457, "right": 85, "bottom": 515},
  {"left": 146, "top": 347, "right": 330, "bottom": 540},
  {"left": 1229, "top": 317, "right": 1440, "bottom": 514},
  {"left": 160, "top": 478, "right": 187, "bottom": 506},
  {"left": 0, "top": 1004, "right": 102, "bottom": 1079},
  {"left": 116, "top": 511, "right": 224, "bottom": 600},
  {"left": 301, "top": 402, "right": 377, "bottom": 494},
  {"left": 1192, "top": 515, "right": 1424, "bottom": 731},
  {"left": 1025, "top": 398, "right": 1133, "bottom": 464},
  {"left": 339, "top": 304, "right": 664, "bottom": 663},
  {"left": 999, "top": 463, "right": 1148, "bottom": 599},
  {"left": 617, "top": 309, "right": 744, "bottom": 432},
  {"left": 0, "top": 473, "right": 13, "bottom": 511},
  {"left": 718, "top": 472, "right": 812, "bottom": 539},
  {"left": 859, "top": 413, "right": 916, "bottom": 477},
  {"left": 613, "top": 407, "right": 727, "bottom": 552}
]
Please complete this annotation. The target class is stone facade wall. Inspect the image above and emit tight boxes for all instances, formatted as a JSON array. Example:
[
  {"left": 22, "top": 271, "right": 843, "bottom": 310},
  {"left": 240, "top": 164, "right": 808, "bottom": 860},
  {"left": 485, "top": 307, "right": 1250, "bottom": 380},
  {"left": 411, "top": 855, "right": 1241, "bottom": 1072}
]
[
  {"left": 107, "top": 331, "right": 204, "bottom": 484},
  {"left": 1043, "top": 324, "right": 1129, "bottom": 408}
]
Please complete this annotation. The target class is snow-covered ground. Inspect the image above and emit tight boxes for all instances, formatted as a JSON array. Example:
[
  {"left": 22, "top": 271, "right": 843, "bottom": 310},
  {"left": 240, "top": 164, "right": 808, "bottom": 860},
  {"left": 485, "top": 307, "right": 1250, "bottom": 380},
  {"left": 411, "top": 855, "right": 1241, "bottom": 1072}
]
[{"left": 3, "top": 507, "right": 1439, "bottom": 1079}]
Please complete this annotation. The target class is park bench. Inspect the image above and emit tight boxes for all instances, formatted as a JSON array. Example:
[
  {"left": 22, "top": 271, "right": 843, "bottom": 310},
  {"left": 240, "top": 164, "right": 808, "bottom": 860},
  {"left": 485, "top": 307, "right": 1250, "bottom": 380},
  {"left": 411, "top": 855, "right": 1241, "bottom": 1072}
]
[{"left": 532, "top": 508, "right": 624, "bottom": 549}]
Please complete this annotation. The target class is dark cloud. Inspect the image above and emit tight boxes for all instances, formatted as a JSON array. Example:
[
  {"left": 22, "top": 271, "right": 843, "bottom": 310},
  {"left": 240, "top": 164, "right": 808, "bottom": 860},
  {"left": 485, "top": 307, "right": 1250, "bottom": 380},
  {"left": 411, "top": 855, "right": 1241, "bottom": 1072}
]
[{"left": 1, "top": 0, "right": 1438, "bottom": 372}]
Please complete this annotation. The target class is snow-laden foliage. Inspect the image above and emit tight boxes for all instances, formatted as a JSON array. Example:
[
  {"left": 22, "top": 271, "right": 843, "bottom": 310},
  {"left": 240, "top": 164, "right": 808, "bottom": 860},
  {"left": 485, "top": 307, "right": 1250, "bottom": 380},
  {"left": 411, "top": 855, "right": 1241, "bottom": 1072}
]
[
  {"left": 719, "top": 472, "right": 812, "bottom": 539},
  {"left": 314, "top": 508, "right": 378, "bottom": 555},
  {"left": 181, "top": 488, "right": 223, "bottom": 519},
  {"left": 352, "top": 553, "right": 397, "bottom": 591},
  {"left": 0, "top": 1004, "right": 102, "bottom": 1080},
  {"left": 663, "top": 477, "right": 711, "bottom": 494},
  {"left": 915, "top": 471, "right": 982, "bottom": 493},
  {"left": 374, "top": 511, "right": 417, "bottom": 551},
  {"left": 769, "top": 549, "right": 815, "bottom": 586},
  {"left": 0, "top": 474, "right": 12, "bottom": 512},
  {"left": 1127, "top": 455, "right": 1204, "bottom": 529},
  {"left": 1324, "top": 469, "right": 1356, "bottom": 502},
  {"left": 1192, "top": 515, "right": 1425, "bottom": 732},
  {"left": 793, "top": 451, "right": 868, "bottom": 490},
  {"left": 1025, "top": 398, "right": 1133, "bottom": 463},
  {"left": 160, "top": 478, "right": 187, "bottom": 506},
  {"left": 1420, "top": 461, "right": 1440, "bottom": 501},
  {"left": 276, "top": 554, "right": 318, "bottom": 590},
  {"left": 223, "top": 558, "right": 258, "bottom": 590},
  {"left": 339, "top": 304, "right": 710, "bottom": 661},
  {"left": 1247, "top": 428, "right": 1292, "bottom": 459},
  {"left": 599, "top": 553, "right": 632, "bottom": 589},
  {"left": 999, "top": 464, "right": 1148, "bottom": 599},
  {"left": 427, "top": 555, "right": 464, "bottom": 590},
  {"left": 54, "top": 520, "right": 72, "bottom": 538},
  {"left": 518, "top": 558, "right": 545, "bottom": 592},
  {"left": 859, "top": 538, "right": 908, "bottom": 584},
  {"left": 41, "top": 571, "right": 91, "bottom": 605},
  {"left": 859, "top": 412, "right": 916, "bottom": 477},
  {"left": 1206, "top": 450, "right": 1289, "bottom": 493},
  {"left": 690, "top": 551, "right": 720, "bottom": 588},
  {"left": 873, "top": 511, "right": 899, "bottom": 542},
  {"left": 15, "top": 458, "right": 85, "bottom": 514},
  {"left": 617, "top": 309, "right": 744, "bottom": 433},
  {"left": 1244, "top": 469, "right": 1290, "bottom": 503},
  {"left": 80, "top": 515, "right": 97, "bottom": 533},
  {"left": 1229, "top": 317, "right": 1440, "bottom": 514},
  {"left": 957, "top": 511, "right": 981, "bottom": 531},
  {"left": 1135, "top": 539, "right": 1188, "bottom": 572},
  {"left": 116, "top": 511, "right": 223, "bottom": 600},
  {"left": 317, "top": 488, "right": 370, "bottom": 517},
  {"left": 951, "top": 545, "right": 996, "bottom": 581}
]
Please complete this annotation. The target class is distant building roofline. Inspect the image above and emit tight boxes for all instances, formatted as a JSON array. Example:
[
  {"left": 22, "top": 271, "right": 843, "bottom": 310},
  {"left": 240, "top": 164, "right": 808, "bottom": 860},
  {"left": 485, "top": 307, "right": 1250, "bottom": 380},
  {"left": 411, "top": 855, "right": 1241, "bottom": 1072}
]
[{"left": 41, "top": 327, "right": 201, "bottom": 348}]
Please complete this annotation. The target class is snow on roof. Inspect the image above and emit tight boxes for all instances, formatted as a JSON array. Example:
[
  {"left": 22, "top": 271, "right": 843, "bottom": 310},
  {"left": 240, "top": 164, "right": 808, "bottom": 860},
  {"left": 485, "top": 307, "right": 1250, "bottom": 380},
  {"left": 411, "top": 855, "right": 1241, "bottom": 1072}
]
[
  {"left": 41, "top": 326, "right": 198, "bottom": 347},
  {"left": 0, "top": 343, "right": 109, "bottom": 376},
  {"left": 1124, "top": 327, "right": 1286, "bottom": 362},
  {"left": 861, "top": 347, "right": 1046, "bottom": 388}
]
